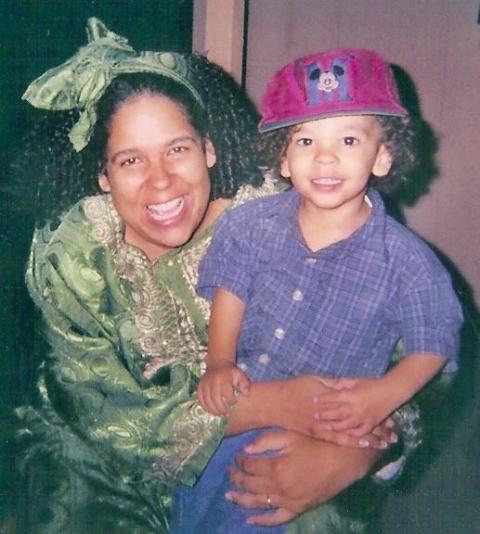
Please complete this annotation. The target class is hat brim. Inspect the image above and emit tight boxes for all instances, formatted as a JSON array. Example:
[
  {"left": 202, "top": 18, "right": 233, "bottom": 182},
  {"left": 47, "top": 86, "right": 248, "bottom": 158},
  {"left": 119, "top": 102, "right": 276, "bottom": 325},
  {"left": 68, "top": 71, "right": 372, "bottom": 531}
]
[{"left": 258, "top": 107, "right": 408, "bottom": 133}]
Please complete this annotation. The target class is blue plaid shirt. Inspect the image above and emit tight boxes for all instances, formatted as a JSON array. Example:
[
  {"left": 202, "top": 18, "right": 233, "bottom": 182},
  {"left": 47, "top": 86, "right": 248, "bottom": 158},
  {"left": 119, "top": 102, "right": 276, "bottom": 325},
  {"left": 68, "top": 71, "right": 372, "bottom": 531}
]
[{"left": 198, "top": 188, "right": 462, "bottom": 382}]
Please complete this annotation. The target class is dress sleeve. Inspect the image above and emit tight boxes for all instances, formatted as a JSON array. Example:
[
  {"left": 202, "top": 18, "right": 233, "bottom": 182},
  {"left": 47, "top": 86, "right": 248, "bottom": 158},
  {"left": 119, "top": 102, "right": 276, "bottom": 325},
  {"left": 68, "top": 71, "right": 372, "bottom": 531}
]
[
  {"left": 197, "top": 208, "right": 256, "bottom": 302},
  {"left": 26, "top": 229, "right": 227, "bottom": 488}
]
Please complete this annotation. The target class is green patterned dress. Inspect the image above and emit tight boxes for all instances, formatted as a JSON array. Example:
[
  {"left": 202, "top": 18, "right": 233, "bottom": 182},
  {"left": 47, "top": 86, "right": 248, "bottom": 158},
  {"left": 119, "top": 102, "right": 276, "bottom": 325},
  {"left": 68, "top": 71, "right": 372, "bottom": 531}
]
[{"left": 17, "top": 180, "right": 276, "bottom": 533}]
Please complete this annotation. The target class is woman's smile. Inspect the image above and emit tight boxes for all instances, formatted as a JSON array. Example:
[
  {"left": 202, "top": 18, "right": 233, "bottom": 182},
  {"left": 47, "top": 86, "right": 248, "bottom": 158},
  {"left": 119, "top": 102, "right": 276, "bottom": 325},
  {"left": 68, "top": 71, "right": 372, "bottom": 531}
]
[{"left": 145, "top": 196, "right": 186, "bottom": 223}]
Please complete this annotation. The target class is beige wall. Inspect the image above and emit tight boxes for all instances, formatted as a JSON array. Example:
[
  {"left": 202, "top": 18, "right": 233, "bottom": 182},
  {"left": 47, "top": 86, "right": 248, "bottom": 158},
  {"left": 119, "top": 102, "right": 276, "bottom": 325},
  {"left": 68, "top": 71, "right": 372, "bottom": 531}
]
[
  {"left": 194, "top": 0, "right": 480, "bottom": 306},
  {"left": 246, "top": 0, "right": 480, "bottom": 306},
  {"left": 193, "top": 0, "right": 245, "bottom": 83}
]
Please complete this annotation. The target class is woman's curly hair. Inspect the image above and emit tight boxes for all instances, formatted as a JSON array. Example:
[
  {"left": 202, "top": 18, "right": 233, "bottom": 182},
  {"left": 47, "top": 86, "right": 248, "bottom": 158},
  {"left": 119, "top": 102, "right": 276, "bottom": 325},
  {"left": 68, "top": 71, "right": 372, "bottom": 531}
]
[
  {"left": 258, "top": 114, "right": 418, "bottom": 193},
  {"left": 12, "top": 54, "right": 264, "bottom": 227},
  {"left": 10, "top": 109, "right": 94, "bottom": 227},
  {"left": 188, "top": 54, "right": 264, "bottom": 198}
]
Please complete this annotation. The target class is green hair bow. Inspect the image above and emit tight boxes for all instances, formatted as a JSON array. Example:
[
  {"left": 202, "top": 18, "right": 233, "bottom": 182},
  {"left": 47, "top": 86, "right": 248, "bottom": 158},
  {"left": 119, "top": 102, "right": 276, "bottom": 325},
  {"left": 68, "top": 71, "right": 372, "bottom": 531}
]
[{"left": 23, "top": 17, "right": 203, "bottom": 152}]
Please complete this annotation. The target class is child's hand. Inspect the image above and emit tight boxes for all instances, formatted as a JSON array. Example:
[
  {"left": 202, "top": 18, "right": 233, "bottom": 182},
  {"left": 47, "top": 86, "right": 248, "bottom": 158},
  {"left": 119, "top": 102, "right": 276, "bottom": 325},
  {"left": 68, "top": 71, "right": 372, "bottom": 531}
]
[
  {"left": 198, "top": 365, "right": 250, "bottom": 416},
  {"left": 313, "top": 377, "right": 394, "bottom": 436}
]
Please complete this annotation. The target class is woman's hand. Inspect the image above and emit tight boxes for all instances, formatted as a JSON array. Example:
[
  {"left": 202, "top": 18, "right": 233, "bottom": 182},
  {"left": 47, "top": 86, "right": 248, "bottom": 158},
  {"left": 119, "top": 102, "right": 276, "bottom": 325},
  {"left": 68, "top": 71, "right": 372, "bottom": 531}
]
[{"left": 226, "top": 430, "right": 382, "bottom": 526}]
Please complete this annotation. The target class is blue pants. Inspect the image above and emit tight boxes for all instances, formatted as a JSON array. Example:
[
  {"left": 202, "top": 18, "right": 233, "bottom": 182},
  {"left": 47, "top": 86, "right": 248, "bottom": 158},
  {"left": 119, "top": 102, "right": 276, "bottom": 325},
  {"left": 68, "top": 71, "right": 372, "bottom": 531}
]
[{"left": 171, "top": 429, "right": 285, "bottom": 534}]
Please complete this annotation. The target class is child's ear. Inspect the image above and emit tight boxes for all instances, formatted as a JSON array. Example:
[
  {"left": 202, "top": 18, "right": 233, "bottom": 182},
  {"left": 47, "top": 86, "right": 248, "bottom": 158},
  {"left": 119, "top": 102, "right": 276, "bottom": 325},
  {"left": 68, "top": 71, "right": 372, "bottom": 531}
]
[
  {"left": 280, "top": 156, "right": 291, "bottom": 179},
  {"left": 98, "top": 171, "right": 111, "bottom": 192},
  {"left": 372, "top": 144, "right": 392, "bottom": 178}
]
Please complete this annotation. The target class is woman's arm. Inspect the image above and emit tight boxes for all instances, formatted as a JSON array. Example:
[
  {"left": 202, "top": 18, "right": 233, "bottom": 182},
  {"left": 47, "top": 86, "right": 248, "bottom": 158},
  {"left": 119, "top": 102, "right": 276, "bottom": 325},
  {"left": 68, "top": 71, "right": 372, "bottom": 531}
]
[{"left": 226, "top": 375, "right": 395, "bottom": 449}]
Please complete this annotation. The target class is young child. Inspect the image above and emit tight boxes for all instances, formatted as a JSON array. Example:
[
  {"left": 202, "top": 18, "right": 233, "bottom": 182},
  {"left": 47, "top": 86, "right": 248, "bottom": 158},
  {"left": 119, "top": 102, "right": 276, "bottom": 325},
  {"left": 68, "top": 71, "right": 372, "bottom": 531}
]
[{"left": 171, "top": 49, "right": 462, "bottom": 533}]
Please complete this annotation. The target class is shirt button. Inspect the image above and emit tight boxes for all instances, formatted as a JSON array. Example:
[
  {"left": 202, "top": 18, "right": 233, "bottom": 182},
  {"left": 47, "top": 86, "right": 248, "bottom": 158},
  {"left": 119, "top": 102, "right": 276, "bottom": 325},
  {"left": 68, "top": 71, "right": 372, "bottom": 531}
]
[
  {"left": 306, "top": 257, "right": 316, "bottom": 265},
  {"left": 274, "top": 327, "right": 285, "bottom": 340},
  {"left": 167, "top": 260, "right": 174, "bottom": 267},
  {"left": 258, "top": 353, "right": 270, "bottom": 365},
  {"left": 292, "top": 289, "right": 303, "bottom": 301}
]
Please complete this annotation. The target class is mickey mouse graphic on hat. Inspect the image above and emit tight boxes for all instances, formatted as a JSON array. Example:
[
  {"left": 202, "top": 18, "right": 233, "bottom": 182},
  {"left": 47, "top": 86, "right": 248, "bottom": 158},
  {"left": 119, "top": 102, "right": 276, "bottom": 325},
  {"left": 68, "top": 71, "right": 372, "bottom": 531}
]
[{"left": 306, "top": 56, "right": 350, "bottom": 104}]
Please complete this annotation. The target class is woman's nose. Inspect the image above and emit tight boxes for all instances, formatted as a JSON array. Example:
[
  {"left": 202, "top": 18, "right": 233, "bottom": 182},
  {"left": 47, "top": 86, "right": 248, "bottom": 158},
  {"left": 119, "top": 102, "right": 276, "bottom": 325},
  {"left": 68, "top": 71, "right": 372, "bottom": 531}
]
[{"left": 148, "top": 161, "right": 172, "bottom": 189}]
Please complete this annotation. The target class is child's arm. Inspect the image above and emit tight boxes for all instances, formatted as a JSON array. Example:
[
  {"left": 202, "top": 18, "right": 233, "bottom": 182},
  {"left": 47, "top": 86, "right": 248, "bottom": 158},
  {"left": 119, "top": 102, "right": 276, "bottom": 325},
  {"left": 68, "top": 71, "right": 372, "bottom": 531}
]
[
  {"left": 198, "top": 287, "right": 250, "bottom": 416},
  {"left": 314, "top": 353, "right": 446, "bottom": 436}
]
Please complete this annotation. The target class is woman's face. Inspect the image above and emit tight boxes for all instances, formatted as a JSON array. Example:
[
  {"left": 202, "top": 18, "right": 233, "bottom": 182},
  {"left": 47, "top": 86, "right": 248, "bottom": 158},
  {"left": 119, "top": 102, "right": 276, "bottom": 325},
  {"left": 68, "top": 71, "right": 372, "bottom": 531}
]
[{"left": 98, "top": 93, "right": 216, "bottom": 260}]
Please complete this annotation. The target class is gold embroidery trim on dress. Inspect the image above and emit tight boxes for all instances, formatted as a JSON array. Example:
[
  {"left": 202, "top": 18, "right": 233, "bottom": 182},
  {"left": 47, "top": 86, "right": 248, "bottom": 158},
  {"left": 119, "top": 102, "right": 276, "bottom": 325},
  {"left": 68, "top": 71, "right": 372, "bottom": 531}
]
[{"left": 83, "top": 194, "right": 206, "bottom": 377}]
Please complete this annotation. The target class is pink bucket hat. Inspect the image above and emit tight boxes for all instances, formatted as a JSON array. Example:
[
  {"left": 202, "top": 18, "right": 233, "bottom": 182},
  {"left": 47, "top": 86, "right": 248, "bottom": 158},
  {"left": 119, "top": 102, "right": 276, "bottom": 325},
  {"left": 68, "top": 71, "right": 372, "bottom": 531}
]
[{"left": 258, "top": 48, "right": 407, "bottom": 132}]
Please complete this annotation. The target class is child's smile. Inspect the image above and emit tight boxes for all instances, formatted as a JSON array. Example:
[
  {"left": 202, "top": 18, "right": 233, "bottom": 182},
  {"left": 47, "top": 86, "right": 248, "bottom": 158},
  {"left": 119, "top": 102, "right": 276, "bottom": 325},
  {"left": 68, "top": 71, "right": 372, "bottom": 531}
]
[{"left": 310, "top": 176, "right": 344, "bottom": 193}]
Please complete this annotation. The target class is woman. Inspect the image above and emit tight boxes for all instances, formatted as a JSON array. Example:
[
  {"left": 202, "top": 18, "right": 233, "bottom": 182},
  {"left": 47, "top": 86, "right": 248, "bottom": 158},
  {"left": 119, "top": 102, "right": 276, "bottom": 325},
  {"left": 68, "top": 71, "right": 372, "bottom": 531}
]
[{"left": 16, "top": 18, "right": 430, "bottom": 533}]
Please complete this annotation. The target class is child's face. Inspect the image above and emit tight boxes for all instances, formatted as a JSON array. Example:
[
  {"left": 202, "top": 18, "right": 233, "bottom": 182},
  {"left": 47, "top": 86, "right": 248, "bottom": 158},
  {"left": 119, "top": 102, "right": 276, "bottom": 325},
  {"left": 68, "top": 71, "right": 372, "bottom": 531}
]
[{"left": 280, "top": 115, "right": 391, "bottom": 214}]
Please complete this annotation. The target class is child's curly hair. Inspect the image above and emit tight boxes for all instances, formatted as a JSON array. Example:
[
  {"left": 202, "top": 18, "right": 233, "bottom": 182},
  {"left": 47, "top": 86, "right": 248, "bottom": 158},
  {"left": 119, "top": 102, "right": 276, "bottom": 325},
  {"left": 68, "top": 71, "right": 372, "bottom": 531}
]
[
  {"left": 12, "top": 54, "right": 264, "bottom": 227},
  {"left": 258, "top": 114, "right": 418, "bottom": 193}
]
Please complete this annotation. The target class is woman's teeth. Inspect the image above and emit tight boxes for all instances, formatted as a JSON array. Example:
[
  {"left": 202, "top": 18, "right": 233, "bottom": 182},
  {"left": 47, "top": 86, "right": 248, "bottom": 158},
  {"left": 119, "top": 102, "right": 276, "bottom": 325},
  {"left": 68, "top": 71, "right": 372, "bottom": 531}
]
[{"left": 147, "top": 197, "right": 184, "bottom": 221}]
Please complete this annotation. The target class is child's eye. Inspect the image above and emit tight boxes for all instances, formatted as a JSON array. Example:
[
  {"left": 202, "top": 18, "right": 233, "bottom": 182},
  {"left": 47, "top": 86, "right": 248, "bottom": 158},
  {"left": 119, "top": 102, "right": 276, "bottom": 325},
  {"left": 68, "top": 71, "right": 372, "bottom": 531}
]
[
  {"left": 342, "top": 136, "right": 358, "bottom": 146},
  {"left": 296, "top": 138, "right": 313, "bottom": 146}
]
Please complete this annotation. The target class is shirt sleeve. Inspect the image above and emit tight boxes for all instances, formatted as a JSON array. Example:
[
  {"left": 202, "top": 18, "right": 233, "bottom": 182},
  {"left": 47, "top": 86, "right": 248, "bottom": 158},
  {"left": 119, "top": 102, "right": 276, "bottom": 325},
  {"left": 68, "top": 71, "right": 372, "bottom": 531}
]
[
  {"left": 374, "top": 249, "right": 463, "bottom": 485},
  {"left": 398, "top": 254, "right": 463, "bottom": 373},
  {"left": 197, "top": 207, "right": 257, "bottom": 303},
  {"left": 25, "top": 229, "right": 227, "bottom": 488}
]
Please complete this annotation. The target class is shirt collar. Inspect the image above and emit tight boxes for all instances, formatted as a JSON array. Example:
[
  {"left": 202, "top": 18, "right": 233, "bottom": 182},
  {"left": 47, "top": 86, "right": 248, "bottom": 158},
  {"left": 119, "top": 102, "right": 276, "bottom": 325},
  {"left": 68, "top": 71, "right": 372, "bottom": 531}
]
[{"left": 277, "top": 187, "right": 389, "bottom": 262}]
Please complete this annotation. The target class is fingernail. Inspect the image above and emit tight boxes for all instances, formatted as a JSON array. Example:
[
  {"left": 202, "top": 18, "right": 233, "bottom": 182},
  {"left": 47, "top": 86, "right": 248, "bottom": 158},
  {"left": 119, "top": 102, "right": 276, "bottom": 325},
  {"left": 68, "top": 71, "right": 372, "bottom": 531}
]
[
  {"left": 380, "top": 440, "right": 388, "bottom": 449},
  {"left": 386, "top": 419, "right": 395, "bottom": 429},
  {"left": 225, "top": 492, "right": 233, "bottom": 501},
  {"left": 389, "top": 434, "right": 398, "bottom": 444},
  {"left": 359, "top": 439, "right": 370, "bottom": 448}
]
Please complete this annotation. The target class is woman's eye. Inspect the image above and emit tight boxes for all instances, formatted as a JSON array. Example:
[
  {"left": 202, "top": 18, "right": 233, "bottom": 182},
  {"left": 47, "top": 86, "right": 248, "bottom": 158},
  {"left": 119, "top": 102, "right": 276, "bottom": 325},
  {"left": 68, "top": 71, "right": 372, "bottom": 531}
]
[
  {"left": 169, "top": 146, "right": 188, "bottom": 155},
  {"left": 121, "top": 156, "right": 140, "bottom": 167},
  {"left": 343, "top": 136, "right": 358, "bottom": 146}
]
